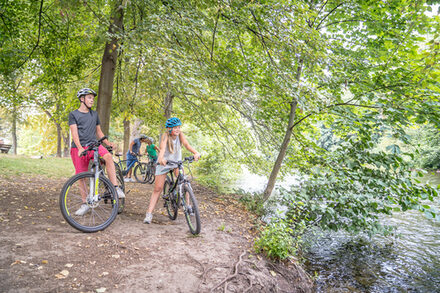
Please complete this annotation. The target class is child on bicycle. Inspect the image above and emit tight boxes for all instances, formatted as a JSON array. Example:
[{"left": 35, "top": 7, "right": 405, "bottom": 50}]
[
  {"left": 143, "top": 117, "right": 200, "bottom": 224},
  {"left": 68, "top": 88, "right": 125, "bottom": 216},
  {"left": 145, "top": 137, "right": 159, "bottom": 163},
  {"left": 124, "top": 134, "right": 149, "bottom": 182}
]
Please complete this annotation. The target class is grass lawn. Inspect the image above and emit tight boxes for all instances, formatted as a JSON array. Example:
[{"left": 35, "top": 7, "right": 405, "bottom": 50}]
[{"left": 0, "top": 155, "right": 75, "bottom": 179}]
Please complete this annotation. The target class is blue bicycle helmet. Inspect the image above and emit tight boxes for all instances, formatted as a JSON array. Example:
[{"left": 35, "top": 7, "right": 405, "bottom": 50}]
[{"left": 165, "top": 117, "right": 182, "bottom": 128}]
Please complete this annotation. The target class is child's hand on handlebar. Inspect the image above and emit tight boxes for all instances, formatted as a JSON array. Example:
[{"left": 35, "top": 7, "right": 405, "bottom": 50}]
[{"left": 194, "top": 152, "right": 201, "bottom": 161}]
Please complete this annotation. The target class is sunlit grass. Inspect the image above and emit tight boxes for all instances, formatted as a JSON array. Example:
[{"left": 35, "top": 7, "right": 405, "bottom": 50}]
[{"left": 0, "top": 154, "right": 75, "bottom": 179}]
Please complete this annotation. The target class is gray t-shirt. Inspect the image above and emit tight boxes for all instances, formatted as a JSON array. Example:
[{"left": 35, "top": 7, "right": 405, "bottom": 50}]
[
  {"left": 68, "top": 109, "right": 100, "bottom": 148},
  {"left": 155, "top": 135, "right": 182, "bottom": 175}
]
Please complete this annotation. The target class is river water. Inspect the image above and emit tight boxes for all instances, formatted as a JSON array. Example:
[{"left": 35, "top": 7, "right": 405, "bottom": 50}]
[{"left": 235, "top": 172, "right": 440, "bottom": 292}]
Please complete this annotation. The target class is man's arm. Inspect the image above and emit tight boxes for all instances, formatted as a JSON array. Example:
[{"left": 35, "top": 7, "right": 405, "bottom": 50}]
[
  {"left": 129, "top": 141, "right": 135, "bottom": 155},
  {"left": 70, "top": 124, "right": 84, "bottom": 156},
  {"left": 96, "top": 125, "right": 114, "bottom": 148}
]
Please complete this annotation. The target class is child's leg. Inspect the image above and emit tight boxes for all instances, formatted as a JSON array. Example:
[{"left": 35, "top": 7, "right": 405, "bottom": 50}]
[{"left": 147, "top": 174, "right": 167, "bottom": 214}]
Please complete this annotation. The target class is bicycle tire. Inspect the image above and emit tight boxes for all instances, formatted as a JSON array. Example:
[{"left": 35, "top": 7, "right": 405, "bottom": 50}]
[
  {"left": 115, "top": 163, "right": 125, "bottom": 214},
  {"left": 182, "top": 183, "right": 201, "bottom": 235},
  {"left": 147, "top": 164, "right": 156, "bottom": 184},
  {"left": 164, "top": 177, "right": 178, "bottom": 220},
  {"left": 59, "top": 172, "right": 118, "bottom": 233},
  {"left": 134, "top": 163, "right": 148, "bottom": 184}
]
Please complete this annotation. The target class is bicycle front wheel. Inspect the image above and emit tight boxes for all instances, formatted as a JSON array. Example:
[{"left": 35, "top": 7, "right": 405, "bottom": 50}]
[
  {"left": 60, "top": 172, "right": 118, "bottom": 233},
  {"left": 164, "top": 176, "right": 178, "bottom": 220},
  {"left": 134, "top": 163, "right": 148, "bottom": 184},
  {"left": 182, "top": 183, "right": 201, "bottom": 235}
]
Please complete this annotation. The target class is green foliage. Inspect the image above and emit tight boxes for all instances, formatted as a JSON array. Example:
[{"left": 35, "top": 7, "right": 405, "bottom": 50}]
[
  {"left": 238, "top": 191, "right": 267, "bottom": 217},
  {"left": 407, "top": 126, "right": 440, "bottom": 170},
  {"left": 254, "top": 215, "right": 303, "bottom": 261}
]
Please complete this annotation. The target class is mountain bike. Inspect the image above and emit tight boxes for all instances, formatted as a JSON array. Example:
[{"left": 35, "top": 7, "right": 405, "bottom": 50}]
[
  {"left": 162, "top": 156, "right": 201, "bottom": 235},
  {"left": 59, "top": 137, "right": 119, "bottom": 233},
  {"left": 133, "top": 159, "right": 156, "bottom": 184}
]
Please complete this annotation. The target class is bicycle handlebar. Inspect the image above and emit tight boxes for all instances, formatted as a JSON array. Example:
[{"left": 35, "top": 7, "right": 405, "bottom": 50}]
[
  {"left": 79, "top": 136, "right": 108, "bottom": 157},
  {"left": 166, "top": 156, "right": 197, "bottom": 166}
]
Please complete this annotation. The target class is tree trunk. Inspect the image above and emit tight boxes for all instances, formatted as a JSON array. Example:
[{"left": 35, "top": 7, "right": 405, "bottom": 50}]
[
  {"left": 262, "top": 99, "right": 298, "bottom": 201},
  {"left": 161, "top": 86, "right": 174, "bottom": 133},
  {"left": 12, "top": 105, "right": 17, "bottom": 155},
  {"left": 56, "top": 124, "right": 62, "bottom": 157},
  {"left": 123, "top": 118, "right": 130, "bottom": 159},
  {"left": 164, "top": 86, "right": 174, "bottom": 120},
  {"left": 96, "top": 0, "right": 124, "bottom": 136},
  {"left": 41, "top": 106, "right": 66, "bottom": 158},
  {"left": 262, "top": 59, "right": 303, "bottom": 202},
  {"left": 63, "top": 133, "right": 70, "bottom": 157}
]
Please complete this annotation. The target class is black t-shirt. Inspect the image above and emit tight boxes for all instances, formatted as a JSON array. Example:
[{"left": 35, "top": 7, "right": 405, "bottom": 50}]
[{"left": 68, "top": 109, "right": 100, "bottom": 148}]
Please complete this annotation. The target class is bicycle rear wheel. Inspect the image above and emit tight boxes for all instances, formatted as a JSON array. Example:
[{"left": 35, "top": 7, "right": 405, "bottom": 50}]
[
  {"left": 115, "top": 163, "right": 125, "bottom": 214},
  {"left": 59, "top": 172, "right": 118, "bottom": 233},
  {"left": 134, "top": 163, "right": 148, "bottom": 184},
  {"left": 147, "top": 164, "right": 156, "bottom": 184},
  {"left": 164, "top": 176, "right": 178, "bottom": 220},
  {"left": 182, "top": 183, "right": 201, "bottom": 235}
]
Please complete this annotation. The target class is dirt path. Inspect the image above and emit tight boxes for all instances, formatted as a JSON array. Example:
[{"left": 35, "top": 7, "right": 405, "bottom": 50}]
[{"left": 0, "top": 175, "right": 313, "bottom": 292}]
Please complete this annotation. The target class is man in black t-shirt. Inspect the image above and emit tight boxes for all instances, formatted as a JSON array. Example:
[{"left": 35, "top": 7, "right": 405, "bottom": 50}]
[{"left": 68, "top": 88, "right": 125, "bottom": 216}]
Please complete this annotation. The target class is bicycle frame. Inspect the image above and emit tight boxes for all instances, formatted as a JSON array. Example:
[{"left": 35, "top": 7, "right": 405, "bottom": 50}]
[
  {"left": 166, "top": 160, "right": 192, "bottom": 206},
  {"left": 87, "top": 145, "right": 104, "bottom": 203}
]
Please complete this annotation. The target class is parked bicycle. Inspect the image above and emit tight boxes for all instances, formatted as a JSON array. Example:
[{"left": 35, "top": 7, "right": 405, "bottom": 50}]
[
  {"left": 162, "top": 156, "right": 201, "bottom": 235},
  {"left": 133, "top": 158, "right": 156, "bottom": 184},
  {"left": 59, "top": 137, "right": 119, "bottom": 233},
  {"left": 113, "top": 152, "right": 151, "bottom": 184}
]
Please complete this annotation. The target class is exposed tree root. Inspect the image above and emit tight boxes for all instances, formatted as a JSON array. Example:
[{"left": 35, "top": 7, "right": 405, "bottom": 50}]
[{"left": 210, "top": 251, "right": 246, "bottom": 292}]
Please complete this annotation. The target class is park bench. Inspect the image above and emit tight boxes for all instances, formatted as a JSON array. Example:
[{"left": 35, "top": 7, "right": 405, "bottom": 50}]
[{"left": 0, "top": 143, "right": 12, "bottom": 154}]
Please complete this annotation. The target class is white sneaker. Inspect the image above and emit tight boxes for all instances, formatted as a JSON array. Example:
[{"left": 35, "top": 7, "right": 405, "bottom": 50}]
[
  {"left": 124, "top": 177, "right": 131, "bottom": 183},
  {"left": 130, "top": 178, "right": 136, "bottom": 183},
  {"left": 116, "top": 186, "right": 125, "bottom": 198},
  {"left": 75, "top": 204, "right": 90, "bottom": 216},
  {"left": 143, "top": 212, "right": 153, "bottom": 224}
]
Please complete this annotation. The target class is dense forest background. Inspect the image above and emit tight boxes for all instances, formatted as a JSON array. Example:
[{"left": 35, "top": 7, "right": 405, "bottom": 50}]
[{"left": 1, "top": 0, "right": 439, "bottom": 259}]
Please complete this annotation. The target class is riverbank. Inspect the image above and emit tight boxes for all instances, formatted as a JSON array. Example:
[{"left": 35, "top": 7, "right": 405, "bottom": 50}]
[{"left": 0, "top": 171, "right": 314, "bottom": 292}]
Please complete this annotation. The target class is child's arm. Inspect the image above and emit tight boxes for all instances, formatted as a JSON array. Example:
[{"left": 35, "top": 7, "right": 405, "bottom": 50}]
[
  {"left": 180, "top": 133, "right": 201, "bottom": 161},
  {"left": 157, "top": 134, "right": 168, "bottom": 166}
]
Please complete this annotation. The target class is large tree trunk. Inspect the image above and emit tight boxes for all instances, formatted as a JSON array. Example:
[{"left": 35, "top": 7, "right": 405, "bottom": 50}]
[
  {"left": 11, "top": 105, "right": 17, "bottom": 155},
  {"left": 262, "top": 59, "right": 303, "bottom": 202},
  {"left": 123, "top": 118, "right": 130, "bottom": 159},
  {"left": 96, "top": 0, "right": 124, "bottom": 136}
]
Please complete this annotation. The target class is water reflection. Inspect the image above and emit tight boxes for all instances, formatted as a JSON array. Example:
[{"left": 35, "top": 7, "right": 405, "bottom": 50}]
[
  {"left": 303, "top": 172, "right": 440, "bottom": 292},
  {"left": 235, "top": 171, "right": 440, "bottom": 292}
]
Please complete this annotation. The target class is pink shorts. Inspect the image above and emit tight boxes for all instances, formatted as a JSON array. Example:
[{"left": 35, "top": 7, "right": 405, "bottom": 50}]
[{"left": 70, "top": 145, "right": 110, "bottom": 174}]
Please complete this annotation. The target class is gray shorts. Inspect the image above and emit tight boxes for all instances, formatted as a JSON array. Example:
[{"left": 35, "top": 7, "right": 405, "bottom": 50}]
[{"left": 155, "top": 164, "right": 177, "bottom": 176}]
